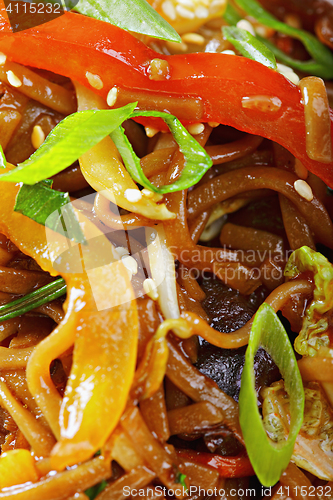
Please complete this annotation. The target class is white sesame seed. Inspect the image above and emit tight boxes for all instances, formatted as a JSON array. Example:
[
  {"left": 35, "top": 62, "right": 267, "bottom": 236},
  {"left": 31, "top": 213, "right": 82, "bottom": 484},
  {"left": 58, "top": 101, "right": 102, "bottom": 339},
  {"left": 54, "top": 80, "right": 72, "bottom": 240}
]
[
  {"left": 85, "top": 71, "right": 104, "bottom": 90},
  {"left": 236, "top": 19, "right": 256, "bottom": 36},
  {"left": 277, "top": 63, "right": 300, "bottom": 85},
  {"left": 121, "top": 255, "right": 138, "bottom": 275},
  {"left": 294, "top": 179, "right": 313, "bottom": 201},
  {"left": 0, "top": 53, "right": 6, "bottom": 65},
  {"left": 286, "top": 73, "right": 300, "bottom": 85},
  {"left": 161, "top": 0, "right": 176, "bottom": 20},
  {"left": 143, "top": 278, "right": 159, "bottom": 301},
  {"left": 208, "top": 121, "right": 220, "bottom": 127},
  {"left": 178, "top": 0, "right": 195, "bottom": 7},
  {"left": 142, "top": 188, "right": 155, "bottom": 199},
  {"left": 31, "top": 125, "right": 45, "bottom": 150},
  {"left": 277, "top": 63, "right": 294, "bottom": 74},
  {"left": 195, "top": 6, "right": 209, "bottom": 18},
  {"left": 124, "top": 189, "right": 143, "bottom": 203},
  {"left": 107, "top": 86, "right": 118, "bottom": 107},
  {"left": 145, "top": 126, "right": 159, "bottom": 138},
  {"left": 166, "top": 40, "right": 188, "bottom": 53},
  {"left": 221, "top": 50, "right": 236, "bottom": 55},
  {"left": 115, "top": 246, "right": 130, "bottom": 257},
  {"left": 7, "top": 70, "right": 22, "bottom": 88},
  {"left": 182, "top": 33, "right": 205, "bottom": 45},
  {"left": 294, "top": 159, "right": 308, "bottom": 180},
  {"left": 188, "top": 123, "right": 205, "bottom": 135},
  {"left": 176, "top": 5, "right": 195, "bottom": 19}
]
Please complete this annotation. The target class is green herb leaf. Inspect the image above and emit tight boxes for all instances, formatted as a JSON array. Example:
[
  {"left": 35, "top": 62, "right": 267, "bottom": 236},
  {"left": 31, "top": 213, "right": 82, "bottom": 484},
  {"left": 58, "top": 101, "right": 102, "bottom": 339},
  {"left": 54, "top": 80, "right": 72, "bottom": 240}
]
[
  {"left": 85, "top": 480, "right": 108, "bottom": 500},
  {"left": 14, "top": 181, "right": 86, "bottom": 244},
  {"left": 285, "top": 246, "right": 333, "bottom": 356},
  {"left": 233, "top": 0, "right": 333, "bottom": 78},
  {"left": 0, "top": 103, "right": 137, "bottom": 185},
  {"left": 0, "top": 144, "right": 6, "bottom": 168},
  {"left": 0, "top": 277, "right": 66, "bottom": 323},
  {"left": 239, "top": 302, "right": 304, "bottom": 487},
  {"left": 111, "top": 110, "right": 213, "bottom": 194},
  {"left": 72, "top": 0, "right": 181, "bottom": 43},
  {"left": 222, "top": 26, "right": 277, "bottom": 70}
]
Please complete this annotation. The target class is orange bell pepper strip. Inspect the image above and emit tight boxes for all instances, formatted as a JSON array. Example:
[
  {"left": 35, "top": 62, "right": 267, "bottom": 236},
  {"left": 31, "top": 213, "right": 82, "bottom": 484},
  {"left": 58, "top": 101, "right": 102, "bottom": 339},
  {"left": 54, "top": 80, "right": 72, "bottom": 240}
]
[
  {"left": 0, "top": 6, "right": 332, "bottom": 186},
  {"left": 0, "top": 172, "right": 138, "bottom": 469}
]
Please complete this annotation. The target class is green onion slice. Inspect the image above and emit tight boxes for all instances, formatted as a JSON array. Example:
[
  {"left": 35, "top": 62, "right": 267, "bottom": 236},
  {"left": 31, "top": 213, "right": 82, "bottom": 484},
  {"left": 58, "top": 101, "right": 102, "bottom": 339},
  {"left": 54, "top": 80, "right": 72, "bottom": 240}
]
[
  {"left": 239, "top": 302, "right": 304, "bottom": 487},
  {"left": 222, "top": 26, "right": 277, "bottom": 70},
  {"left": 85, "top": 480, "right": 108, "bottom": 500},
  {"left": 112, "top": 110, "right": 212, "bottom": 194},
  {"left": 0, "top": 105, "right": 212, "bottom": 195},
  {"left": 0, "top": 103, "right": 137, "bottom": 185},
  {"left": 0, "top": 278, "right": 66, "bottom": 322}
]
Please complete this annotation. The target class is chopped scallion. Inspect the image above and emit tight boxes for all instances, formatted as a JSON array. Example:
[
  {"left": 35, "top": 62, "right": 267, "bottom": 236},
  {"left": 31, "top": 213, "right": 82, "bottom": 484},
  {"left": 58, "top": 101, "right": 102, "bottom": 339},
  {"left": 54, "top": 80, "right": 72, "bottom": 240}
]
[
  {"left": 239, "top": 302, "right": 304, "bottom": 487},
  {"left": 0, "top": 278, "right": 66, "bottom": 323}
]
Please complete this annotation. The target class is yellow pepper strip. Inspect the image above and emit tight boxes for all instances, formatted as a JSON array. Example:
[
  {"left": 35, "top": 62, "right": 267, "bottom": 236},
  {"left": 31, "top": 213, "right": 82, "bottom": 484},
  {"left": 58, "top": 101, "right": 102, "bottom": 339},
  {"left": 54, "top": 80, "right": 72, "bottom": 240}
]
[
  {"left": 74, "top": 82, "right": 175, "bottom": 221},
  {"left": 0, "top": 449, "right": 40, "bottom": 488},
  {"left": 0, "top": 173, "right": 139, "bottom": 469},
  {"left": 133, "top": 318, "right": 191, "bottom": 400},
  {"left": 50, "top": 265, "right": 138, "bottom": 470}
]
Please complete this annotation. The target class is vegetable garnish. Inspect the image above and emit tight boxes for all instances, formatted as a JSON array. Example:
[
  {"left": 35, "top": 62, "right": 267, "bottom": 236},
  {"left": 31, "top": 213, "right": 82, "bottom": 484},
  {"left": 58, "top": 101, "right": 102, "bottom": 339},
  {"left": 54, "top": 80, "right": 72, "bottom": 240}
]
[
  {"left": 0, "top": 103, "right": 137, "bottom": 184},
  {"left": 222, "top": 26, "right": 277, "bottom": 70},
  {"left": 0, "top": 277, "right": 66, "bottom": 323},
  {"left": 231, "top": 0, "right": 333, "bottom": 79},
  {"left": 73, "top": 0, "right": 181, "bottom": 43},
  {"left": 111, "top": 110, "right": 212, "bottom": 194},
  {"left": 0, "top": 107, "right": 211, "bottom": 197},
  {"left": 85, "top": 479, "right": 108, "bottom": 500},
  {"left": 1, "top": 12, "right": 333, "bottom": 187},
  {"left": 239, "top": 303, "right": 305, "bottom": 487},
  {"left": 0, "top": 145, "right": 6, "bottom": 168},
  {"left": 14, "top": 180, "right": 86, "bottom": 244},
  {"left": 285, "top": 246, "right": 333, "bottom": 356}
]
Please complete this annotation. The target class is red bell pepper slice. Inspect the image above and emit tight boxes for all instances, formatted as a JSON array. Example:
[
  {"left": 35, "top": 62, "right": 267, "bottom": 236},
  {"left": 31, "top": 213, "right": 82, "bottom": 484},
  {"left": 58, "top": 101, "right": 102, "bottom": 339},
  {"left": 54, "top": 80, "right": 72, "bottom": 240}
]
[
  {"left": 0, "top": 6, "right": 332, "bottom": 187},
  {"left": 177, "top": 449, "right": 254, "bottom": 478}
]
